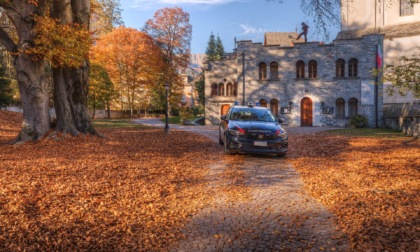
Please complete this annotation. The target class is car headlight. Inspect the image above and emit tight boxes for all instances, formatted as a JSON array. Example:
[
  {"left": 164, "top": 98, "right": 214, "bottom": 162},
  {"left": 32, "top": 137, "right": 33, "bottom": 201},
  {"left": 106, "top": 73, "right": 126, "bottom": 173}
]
[
  {"left": 228, "top": 128, "right": 245, "bottom": 136},
  {"left": 276, "top": 129, "right": 287, "bottom": 139}
]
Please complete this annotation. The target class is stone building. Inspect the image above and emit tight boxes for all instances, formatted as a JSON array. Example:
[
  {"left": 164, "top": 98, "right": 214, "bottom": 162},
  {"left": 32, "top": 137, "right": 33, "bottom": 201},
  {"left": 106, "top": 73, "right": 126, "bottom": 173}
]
[
  {"left": 204, "top": 33, "right": 384, "bottom": 127},
  {"left": 339, "top": 0, "right": 420, "bottom": 104}
]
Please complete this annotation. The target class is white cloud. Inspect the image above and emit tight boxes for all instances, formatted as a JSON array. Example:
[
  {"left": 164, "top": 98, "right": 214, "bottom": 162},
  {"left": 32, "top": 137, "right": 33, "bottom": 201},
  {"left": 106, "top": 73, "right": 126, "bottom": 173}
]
[{"left": 239, "top": 24, "right": 267, "bottom": 35}]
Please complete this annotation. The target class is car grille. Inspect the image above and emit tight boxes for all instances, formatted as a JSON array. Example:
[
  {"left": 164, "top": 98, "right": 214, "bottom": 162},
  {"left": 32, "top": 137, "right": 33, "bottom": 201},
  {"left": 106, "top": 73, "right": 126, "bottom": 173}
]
[{"left": 247, "top": 133, "right": 277, "bottom": 140}]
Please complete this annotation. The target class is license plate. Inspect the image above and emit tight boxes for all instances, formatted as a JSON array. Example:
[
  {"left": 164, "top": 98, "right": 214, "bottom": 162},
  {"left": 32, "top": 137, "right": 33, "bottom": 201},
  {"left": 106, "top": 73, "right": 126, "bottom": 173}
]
[{"left": 254, "top": 141, "right": 267, "bottom": 147}]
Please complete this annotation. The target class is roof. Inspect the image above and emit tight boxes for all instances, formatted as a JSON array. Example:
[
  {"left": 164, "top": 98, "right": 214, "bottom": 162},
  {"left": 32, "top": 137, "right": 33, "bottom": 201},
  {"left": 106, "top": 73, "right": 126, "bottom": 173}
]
[
  {"left": 264, "top": 32, "right": 304, "bottom": 46},
  {"left": 336, "top": 21, "right": 420, "bottom": 40}
]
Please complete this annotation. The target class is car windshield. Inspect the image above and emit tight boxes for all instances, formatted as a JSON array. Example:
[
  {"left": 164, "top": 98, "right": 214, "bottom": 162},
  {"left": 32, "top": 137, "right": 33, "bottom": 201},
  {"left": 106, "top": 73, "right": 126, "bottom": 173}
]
[{"left": 229, "top": 108, "right": 277, "bottom": 122}]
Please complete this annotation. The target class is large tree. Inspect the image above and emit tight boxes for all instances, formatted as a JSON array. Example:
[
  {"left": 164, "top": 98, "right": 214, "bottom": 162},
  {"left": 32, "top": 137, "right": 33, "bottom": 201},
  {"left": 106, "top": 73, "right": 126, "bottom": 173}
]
[
  {"left": 91, "top": 0, "right": 124, "bottom": 37},
  {"left": 0, "top": 0, "right": 95, "bottom": 142},
  {"left": 143, "top": 7, "right": 192, "bottom": 115},
  {"left": 91, "top": 27, "right": 163, "bottom": 117}
]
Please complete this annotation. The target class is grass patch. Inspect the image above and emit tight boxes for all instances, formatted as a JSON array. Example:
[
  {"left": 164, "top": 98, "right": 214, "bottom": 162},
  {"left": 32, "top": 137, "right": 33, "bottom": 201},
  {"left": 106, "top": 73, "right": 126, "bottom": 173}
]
[
  {"left": 92, "top": 119, "right": 145, "bottom": 128},
  {"left": 325, "top": 128, "right": 409, "bottom": 138},
  {"left": 160, "top": 116, "right": 201, "bottom": 125}
]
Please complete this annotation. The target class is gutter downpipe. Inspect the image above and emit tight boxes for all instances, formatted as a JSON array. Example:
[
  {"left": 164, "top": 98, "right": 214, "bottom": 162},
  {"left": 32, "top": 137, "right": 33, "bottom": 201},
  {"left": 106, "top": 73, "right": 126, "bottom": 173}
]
[{"left": 242, "top": 51, "right": 245, "bottom": 105}]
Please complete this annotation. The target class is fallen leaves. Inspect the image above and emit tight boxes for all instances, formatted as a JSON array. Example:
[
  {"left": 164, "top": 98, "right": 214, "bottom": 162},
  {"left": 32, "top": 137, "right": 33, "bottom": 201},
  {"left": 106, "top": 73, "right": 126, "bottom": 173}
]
[
  {"left": 288, "top": 131, "right": 420, "bottom": 251},
  {"left": 0, "top": 111, "right": 220, "bottom": 251}
]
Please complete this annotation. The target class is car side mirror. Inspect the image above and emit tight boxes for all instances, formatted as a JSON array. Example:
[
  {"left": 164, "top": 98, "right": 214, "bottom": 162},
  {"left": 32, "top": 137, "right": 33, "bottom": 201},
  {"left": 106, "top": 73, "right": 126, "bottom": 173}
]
[
  {"left": 278, "top": 118, "right": 284, "bottom": 123},
  {"left": 220, "top": 115, "right": 227, "bottom": 121}
]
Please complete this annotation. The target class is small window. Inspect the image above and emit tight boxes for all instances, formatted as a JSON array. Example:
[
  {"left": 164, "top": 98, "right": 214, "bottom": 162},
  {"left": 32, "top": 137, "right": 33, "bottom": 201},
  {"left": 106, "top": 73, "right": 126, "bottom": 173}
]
[
  {"left": 270, "top": 62, "right": 279, "bottom": 80},
  {"left": 226, "top": 83, "right": 233, "bottom": 96},
  {"left": 211, "top": 84, "right": 217, "bottom": 96},
  {"left": 336, "top": 59, "right": 345, "bottom": 78},
  {"left": 348, "top": 58, "right": 358, "bottom": 77},
  {"left": 349, "top": 98, "right": 358, "bottom": 117},
  {"left": 308, "top": 60, "right": 317, "bottom": 78},
  {"left": 259, "top": 62, "right": 267, "bottom": 80},
  {"left": 296, "top": 60, "right": 305, "bottom": 79},
  {"left": 400, "top": 0, "right": 414, "bottom": 16},
  {"left": 218, "top": 83, "right": 224, "bottom": 96},
  {"left": 336, "top": 98, "right": 345, "bottom": 118},
  {"left": 259, "top": 99, "right": 267, "bottom": 108}
]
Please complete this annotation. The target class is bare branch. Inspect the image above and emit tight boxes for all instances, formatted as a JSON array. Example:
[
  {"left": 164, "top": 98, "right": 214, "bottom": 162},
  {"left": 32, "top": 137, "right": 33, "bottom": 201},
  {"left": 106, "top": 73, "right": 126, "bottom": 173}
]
[{"left": 0, "top": 26, "right": 17, "bottom": 53}]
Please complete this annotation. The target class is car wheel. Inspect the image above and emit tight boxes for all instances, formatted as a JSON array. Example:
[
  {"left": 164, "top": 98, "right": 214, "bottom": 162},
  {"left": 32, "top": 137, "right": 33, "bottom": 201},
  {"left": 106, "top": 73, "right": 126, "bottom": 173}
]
[
  {"left": 219, "top": 132, "right": 224, "bottom": 145},
  {"left": 277, "top": 153, "right": 286, "bottom": 158},
  {"left": 224, "top": 138, "right": 231, "bottom": 154}
]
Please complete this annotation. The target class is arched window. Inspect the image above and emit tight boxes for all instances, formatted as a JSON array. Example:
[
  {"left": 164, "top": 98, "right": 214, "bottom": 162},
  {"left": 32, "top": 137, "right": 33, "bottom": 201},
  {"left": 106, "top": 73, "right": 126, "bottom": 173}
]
[
  {"left": 336, "top": 59, "right": 345, "bottom": 78},
  {"left": 259, "top": 62, "right": 267, "bottom": 80},
  {"left": 348, "top": 58, "right": 358, "bottom": 77},
  {"left": 336, "top": 98, "right": 345, "bottom": 118},
  {"left": 259, "top": 99, "right": 267, "bottom": 108},
  {"left": 218, "top": 83, "right": 224, "bottom": 96},
  {"left": 270, "top": 99, "right": 279, "bottom": 117},
  {"left": 211, "top": 84, "right": 217, "bottom": 96},
  {"left": 308, "top": 60, "right": 317, "bottom": 78},
  {"left": 226, "top": 83, "right": 233, "bottom": 96},
  {"left": 296, "top": 60, "right": 305, "bottom": 79},
  {"left": 348, "top": 98, "right": 358, "bottom": 117},
  {"left": 270, "top": 62, "right": 279, "bottom": 80},
  {"left": 233, "top": 82, "right": 238, "bottom": 97}
]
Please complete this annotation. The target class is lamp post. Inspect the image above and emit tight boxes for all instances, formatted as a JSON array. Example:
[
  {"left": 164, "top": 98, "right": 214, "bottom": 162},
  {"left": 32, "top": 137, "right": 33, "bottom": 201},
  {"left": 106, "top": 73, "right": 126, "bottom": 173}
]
[{"left": 164, "top": 83, "right": 169, "bottom": 134}]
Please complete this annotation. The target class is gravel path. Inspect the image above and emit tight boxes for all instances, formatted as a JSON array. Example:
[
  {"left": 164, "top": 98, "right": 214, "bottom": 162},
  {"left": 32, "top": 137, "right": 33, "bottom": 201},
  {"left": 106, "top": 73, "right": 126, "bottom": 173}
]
[{"left": 133, "top": 118, "right": 348, "bottom": 251}]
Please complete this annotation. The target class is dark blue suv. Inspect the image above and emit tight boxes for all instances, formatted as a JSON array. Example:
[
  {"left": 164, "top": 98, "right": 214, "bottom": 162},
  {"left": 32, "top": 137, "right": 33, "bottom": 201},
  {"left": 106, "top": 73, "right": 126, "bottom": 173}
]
[{"left": 219, "top": 103, "right": 288, "bottom": 157}]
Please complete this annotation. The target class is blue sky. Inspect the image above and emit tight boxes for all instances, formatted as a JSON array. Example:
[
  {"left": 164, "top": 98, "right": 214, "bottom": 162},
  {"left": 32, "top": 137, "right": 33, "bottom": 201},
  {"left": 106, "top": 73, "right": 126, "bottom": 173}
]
[{"left": 120, "top": 0, "right": 341, "bottom": 54}]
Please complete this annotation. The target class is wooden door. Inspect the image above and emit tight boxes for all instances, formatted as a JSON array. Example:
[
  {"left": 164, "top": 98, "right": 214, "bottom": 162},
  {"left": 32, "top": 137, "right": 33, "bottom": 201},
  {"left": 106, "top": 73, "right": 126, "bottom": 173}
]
[
  {"left": 221, "top": 104, "right": 230, "bottom": 116},
  {"left": 301, "top": 97, "right": 313, "bottom": 126}
]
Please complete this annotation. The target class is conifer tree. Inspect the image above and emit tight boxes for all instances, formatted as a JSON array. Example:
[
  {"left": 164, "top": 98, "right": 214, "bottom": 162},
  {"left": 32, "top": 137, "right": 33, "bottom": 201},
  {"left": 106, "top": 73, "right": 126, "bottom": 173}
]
[
  {"left": 215, "top": 34, "right": 225, "bottom": 60},
  {"left": 205, "top": 32, "right": 216, "bottom": 61}
]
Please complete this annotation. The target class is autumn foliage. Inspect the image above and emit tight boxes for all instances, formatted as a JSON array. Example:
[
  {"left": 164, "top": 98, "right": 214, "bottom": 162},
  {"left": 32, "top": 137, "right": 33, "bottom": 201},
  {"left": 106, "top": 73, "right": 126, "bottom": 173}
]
[
  {"left": 90, "top": 27, "right": 163, "bottom": 113},
  {"left": 26, "top": 15, "right": 91, "bottom": 68}
]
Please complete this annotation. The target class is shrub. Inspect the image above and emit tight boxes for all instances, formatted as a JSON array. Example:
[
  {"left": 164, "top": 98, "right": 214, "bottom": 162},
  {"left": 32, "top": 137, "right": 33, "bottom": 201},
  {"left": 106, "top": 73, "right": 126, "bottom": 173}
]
[
  {"left": 350, "top": 114, "right": 369, "bottom": 128},
  {"left": 179, "top": 107, "right": 194, "bottom": 124}
]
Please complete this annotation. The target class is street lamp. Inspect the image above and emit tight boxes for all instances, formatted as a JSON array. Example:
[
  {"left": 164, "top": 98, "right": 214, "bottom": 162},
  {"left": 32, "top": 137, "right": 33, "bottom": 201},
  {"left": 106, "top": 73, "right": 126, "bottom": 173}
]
[{"left": 164, "top": 83, "right": 169, "bottom": 134}]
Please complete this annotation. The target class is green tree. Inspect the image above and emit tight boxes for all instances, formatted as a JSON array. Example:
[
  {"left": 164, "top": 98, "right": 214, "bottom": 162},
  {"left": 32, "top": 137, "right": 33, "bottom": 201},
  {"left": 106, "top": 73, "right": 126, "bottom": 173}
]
[
  {"left": 205, "top": 32, "right": 216, "bottom": 61},
  {"left": 89, "top": 64, "right": 116, "bottom": 118},
  {"left": 0, "top": 64, "right": 13, "bottom": 107},
  {"left": 215, "top": 34, "right": 225, "bottom": 60},
  {"left": 195, "top": 73, "right": 205, "bottom": 106},
  {"left": 380, "top": 51, "right": 420, "bottom": 98}
]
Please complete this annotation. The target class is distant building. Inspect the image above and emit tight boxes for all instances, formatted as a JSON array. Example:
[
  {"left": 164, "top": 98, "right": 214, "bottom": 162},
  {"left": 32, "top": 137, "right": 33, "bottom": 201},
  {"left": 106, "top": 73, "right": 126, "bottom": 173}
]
[{"left": 179, "top": 54, "right": 205, "bottom": 107}]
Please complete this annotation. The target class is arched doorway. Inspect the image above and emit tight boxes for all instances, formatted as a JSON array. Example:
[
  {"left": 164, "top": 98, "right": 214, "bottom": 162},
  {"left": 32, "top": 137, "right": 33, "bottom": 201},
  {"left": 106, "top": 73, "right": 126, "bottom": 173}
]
[
  {"left": 221, "top": 104, "right": 230, "bottom": 116},
  {"left": 270, "top": 99, "right": 279, "bottom": 117},
  {"left": 301, "top": 97, "right": 313, "bottom": 126}
]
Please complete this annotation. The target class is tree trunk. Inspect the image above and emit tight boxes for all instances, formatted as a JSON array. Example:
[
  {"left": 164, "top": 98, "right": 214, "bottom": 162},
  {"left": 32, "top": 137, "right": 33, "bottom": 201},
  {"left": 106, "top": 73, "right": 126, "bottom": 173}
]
[
  {"left": 51, "top": 0, "right": 96, "bottom": 136},
  {"left": 53, "top": 66, "right": 96, "bottom": 135},
  {"left": 15, "top": 53, "right": 50, "bottom": 143},
  {"left": 0, "top": 1, "right": 51, "bottom": 143}
]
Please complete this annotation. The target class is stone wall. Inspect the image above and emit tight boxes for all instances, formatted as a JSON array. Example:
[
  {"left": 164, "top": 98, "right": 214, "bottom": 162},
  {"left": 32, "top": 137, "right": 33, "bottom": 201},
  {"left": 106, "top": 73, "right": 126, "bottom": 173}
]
[
  {"left": 383, "top": 102, "right": 420, "bottom": 137},
  {"left": 205, "top": 34, "right": 384, "bottom": 127}
]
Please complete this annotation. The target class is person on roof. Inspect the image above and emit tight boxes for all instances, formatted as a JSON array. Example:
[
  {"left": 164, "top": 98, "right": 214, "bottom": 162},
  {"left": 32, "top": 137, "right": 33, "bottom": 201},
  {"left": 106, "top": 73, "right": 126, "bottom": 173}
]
[{"left": 296, "top": 22, "right": 309, "bottom": 43}]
